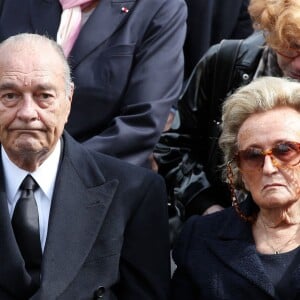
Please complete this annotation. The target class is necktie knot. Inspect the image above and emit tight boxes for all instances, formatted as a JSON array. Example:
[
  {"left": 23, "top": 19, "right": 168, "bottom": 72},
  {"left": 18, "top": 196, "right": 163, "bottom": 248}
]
[{"left": 20, "top": 175, "right": 38, "bottom": 191}]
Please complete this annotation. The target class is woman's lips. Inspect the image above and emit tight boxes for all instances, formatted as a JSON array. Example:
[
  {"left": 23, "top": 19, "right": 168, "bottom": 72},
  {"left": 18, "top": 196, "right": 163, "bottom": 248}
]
[{"left": 262, "top": 183, "right": 284, "bottom": 190}]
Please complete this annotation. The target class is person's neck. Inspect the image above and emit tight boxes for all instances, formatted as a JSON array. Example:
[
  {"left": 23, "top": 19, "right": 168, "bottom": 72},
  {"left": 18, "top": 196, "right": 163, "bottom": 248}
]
[
  {"left": 255, "top": 213, "right": 300, "bottom": 254},
  {"left": 258, "top": 202, "right": 300, "bottom": 228}
]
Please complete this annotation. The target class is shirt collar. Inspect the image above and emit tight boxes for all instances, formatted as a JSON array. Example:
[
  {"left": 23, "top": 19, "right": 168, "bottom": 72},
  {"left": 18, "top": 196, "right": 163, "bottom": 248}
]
[{"left": 2, "top": 140, "right": 62, "bottom": 204}]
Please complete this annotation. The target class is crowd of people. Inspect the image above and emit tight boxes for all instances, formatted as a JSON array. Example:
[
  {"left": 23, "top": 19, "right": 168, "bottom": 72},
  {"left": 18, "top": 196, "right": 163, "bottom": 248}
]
[{"left": 2, "top": 0, "right": 300, "bottom": 299}]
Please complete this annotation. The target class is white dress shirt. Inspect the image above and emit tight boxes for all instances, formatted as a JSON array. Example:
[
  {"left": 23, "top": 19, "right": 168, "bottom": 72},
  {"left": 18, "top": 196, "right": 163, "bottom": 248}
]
[{"left": 2, "top": 140, "right": 61, "bottom": 252}]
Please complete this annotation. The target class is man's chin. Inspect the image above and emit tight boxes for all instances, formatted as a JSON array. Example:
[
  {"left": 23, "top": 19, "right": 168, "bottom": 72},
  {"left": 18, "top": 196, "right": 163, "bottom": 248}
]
[{"left": 12, "top": 140, "right": 45, "bottom": 155}]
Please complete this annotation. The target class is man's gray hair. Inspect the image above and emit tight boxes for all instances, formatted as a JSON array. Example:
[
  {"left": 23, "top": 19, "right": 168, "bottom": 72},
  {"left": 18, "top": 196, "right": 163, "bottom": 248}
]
[{"left": 0, "top": 33, "right": 73, "bottom": 96}]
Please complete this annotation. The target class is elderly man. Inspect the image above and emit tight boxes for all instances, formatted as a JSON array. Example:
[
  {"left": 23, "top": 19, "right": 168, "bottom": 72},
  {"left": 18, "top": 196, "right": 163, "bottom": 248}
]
[{"left": 0, "top": 33, "right": 170, "bottom": 300}]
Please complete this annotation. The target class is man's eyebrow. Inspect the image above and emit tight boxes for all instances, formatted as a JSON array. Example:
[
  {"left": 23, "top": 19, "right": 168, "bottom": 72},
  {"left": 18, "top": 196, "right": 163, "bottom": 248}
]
[
  {"left": 35, "top": 84, "right": 56, "bottom": 91},
  {"left": 0, "top": 82, "right": 19, "bottom": 90}
]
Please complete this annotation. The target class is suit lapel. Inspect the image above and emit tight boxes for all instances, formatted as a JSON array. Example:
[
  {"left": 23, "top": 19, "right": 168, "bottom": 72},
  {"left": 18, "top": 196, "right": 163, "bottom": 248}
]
[
  {"left": 69, "top": 0, "right": 136, "bottom": 68},
  {"left": 205, "top": 208, "right": 275, "bottom": 298},
  {"left": 35, "top": 133, "right": 119, "bottom": 299},
  {"left": 29, "top": 0, "right": 62, "bottom": 38}
]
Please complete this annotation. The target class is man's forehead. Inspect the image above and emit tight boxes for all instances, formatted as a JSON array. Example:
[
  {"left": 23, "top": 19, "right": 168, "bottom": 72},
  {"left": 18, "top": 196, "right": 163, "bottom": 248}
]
[
  {"left": 0, "top": 65, "right": 64, "bottom": 80},
  {"left": 0, "top": 71, "right": 62, "bottom": 84},
  {"left": 0, "top": 50, "right": 65, "bottom": 82},
  {"left": 0, "top": 42, "right": 63, "bottom": 70}
]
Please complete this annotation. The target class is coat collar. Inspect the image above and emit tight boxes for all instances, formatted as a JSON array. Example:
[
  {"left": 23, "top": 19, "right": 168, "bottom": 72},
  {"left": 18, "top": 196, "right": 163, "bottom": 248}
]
[
  {"left": 30, "top": 0, "right": 137, "bottom": 68},
  {"left": 204, "top": 202, "right": 300, "bottom": 298}
]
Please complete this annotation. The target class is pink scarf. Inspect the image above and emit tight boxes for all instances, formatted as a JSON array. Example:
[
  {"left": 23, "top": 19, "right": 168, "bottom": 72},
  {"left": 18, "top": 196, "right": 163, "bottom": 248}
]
[{"left": 57, "top": 0, "right": 95, "bottom": 56}]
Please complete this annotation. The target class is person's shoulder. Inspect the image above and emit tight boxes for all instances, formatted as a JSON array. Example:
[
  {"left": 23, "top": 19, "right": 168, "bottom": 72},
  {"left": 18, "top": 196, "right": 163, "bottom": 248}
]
[
  {"left": 181, "top": 206, "right": 236, "bottom": 239},
  {"left": 64, "top": 132, "right": 163, "bottom": 184},
  {"left": 237, "top": 31, "right": 264, "bottom": 53},
  {"left": 201, "top": 31, "right": 264, "bottom": 62},
  {"left": 91, "top": 148, "right": 164, "bottom": 183},
  {"left": 172, "top": 207, "right": 237, "bottom": 261},
  {"left": 136, "top": 0, "right": 186, "bottom": 15}
]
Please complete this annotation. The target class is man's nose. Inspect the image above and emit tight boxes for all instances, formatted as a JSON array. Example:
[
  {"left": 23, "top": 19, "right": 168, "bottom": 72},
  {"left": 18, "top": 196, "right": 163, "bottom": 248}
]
[{"left": 16, "top": 96, "right": 40, "bottom": 121}]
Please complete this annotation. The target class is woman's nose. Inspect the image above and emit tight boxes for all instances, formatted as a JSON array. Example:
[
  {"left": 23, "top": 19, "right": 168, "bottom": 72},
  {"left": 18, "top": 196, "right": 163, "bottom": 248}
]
[{"left": 262, "top": 154, "right": 278, "bottom": 174}]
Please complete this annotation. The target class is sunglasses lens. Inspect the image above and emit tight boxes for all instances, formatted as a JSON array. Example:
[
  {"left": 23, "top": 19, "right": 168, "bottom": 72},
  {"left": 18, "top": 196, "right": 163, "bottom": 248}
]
[
  {"left": 273, "top": 142, "right": 300, "bottom": 164},
  {"left": 238, "top": 148, "right": 264, "bottom": 169}
]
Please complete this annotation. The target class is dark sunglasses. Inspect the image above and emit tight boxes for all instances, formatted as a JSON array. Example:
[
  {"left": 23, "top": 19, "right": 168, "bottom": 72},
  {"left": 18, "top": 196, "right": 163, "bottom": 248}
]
[{"left": 235, "top": 141, "right": 300, "bottom": 171}]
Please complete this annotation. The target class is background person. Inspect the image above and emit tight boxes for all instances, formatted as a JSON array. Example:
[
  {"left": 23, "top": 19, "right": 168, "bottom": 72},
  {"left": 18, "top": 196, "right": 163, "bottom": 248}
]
[
  {"left": 0, "top": 33, "right": 170, "bottom": 300},
  {"left": 171, "top": 76, "right": 300, "bottom": 299},
  {"left": 0, "top": 0, "right": 187, "bottom": 168}
]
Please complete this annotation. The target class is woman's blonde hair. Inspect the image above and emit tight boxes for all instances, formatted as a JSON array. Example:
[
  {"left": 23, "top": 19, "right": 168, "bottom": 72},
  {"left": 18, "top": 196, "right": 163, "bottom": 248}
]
[
  {"left": 219, "top": 76, "right": 300, "bottom": 190},
  {"left": 248, "top": 0, "right": 300, "bottom": 50}
]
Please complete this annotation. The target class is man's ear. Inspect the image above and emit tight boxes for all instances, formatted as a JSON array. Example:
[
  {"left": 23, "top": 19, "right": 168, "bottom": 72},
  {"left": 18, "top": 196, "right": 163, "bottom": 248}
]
[
  {"left": 64, "top": 82, "right": 74, "bottom": 124},
  {"left": 68, "top": 82, "right": 74, "bottom": 104}
]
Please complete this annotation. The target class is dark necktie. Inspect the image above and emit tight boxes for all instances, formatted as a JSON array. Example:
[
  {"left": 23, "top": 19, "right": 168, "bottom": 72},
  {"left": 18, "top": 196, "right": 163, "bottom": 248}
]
[{"left": 12, "top": 175, "right": 42, "bottom": 289}]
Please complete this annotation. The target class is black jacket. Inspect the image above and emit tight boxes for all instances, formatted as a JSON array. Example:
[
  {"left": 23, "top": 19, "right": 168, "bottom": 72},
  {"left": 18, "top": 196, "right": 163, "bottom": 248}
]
[
  {"left": 154, "top": 32, "right": 265, "bottom": 218},
  {"left": 171, "top": 199, "right": 300, "bottom": 299}
]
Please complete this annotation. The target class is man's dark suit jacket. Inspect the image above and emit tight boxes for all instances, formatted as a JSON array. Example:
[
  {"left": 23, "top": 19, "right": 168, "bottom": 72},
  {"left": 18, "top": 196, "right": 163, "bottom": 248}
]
[
  {"left": 184, "top": 0, "right": 253, "bottom": 76},
  {"left": 0, "top": 132, "right": 170, "bottom": 300},
  {"left": 0, "top": 0, "right": 187, "bottom": 167},
  {"left": 171, "top": 202, "right": 300, "bottom": 299}
]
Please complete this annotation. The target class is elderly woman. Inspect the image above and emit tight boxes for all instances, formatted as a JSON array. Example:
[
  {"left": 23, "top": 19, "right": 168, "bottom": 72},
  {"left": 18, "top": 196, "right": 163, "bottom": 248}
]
[
  {"left": 171, "top": 76, "right": 300, "bottom": 299},
  {"left": 154, "top": 0, "right": 300, "bottom": 221}
]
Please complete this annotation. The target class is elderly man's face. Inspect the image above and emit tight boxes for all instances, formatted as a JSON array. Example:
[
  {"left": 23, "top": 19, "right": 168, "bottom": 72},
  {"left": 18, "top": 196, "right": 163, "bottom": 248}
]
[{"left": 0, "top": 43, "right": 72, "bottom": 169}]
